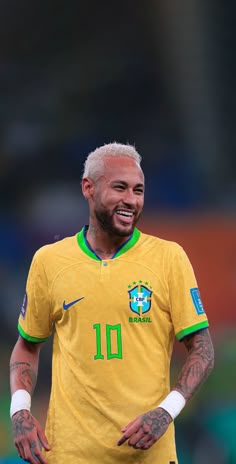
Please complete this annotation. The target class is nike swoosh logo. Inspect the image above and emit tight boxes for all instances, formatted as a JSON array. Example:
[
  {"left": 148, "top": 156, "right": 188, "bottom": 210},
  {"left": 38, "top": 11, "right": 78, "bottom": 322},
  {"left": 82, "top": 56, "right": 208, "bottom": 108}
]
[{"left": 63, "top": 297, "right": 84, "bottom": 311}]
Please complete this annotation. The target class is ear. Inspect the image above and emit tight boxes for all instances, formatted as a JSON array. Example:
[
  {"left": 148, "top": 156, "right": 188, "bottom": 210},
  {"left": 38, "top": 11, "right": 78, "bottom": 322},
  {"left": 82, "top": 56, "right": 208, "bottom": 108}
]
[{"left": 82, "top": 177, "right": 95, "bottom": 200}]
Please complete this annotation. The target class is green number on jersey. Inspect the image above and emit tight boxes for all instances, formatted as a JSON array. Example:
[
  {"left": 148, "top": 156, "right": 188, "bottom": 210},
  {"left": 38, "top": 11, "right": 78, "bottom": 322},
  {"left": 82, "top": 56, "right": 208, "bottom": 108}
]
[{"left": 93, "top": 323, "right": 123, "bottom": 360}]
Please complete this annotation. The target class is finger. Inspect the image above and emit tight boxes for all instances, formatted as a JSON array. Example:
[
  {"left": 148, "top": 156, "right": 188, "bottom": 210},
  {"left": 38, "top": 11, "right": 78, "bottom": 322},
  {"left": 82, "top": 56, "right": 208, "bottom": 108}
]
[
  {"left": 121, "top": 426, "right": 128, "bottom": 432},
  {"left": 117, "top": 420, "right": 141, "bottom": 446},
  {"left": 29, "top": 438, "right": 49, "bottom": 464},
  {"left": 123, "top": 418, "right": 141, "bottom": 435},
  {"left": 142, "top": 437, "right": 156, "bottom": 450},
  {"left": 117, "top": 434, "right": 128, "bottom": 446},
  {"left": 121, "top": 417, "right": 137, "bottom": 432},
  {"left": 117, "top": 429, "right": 136, "bottom": 447},
  {"left": 17, "top": 441, "right": 26, "bottom": 460},
  {"left": 23, "top": 442, "right": 39, "bottom": 464},
  {"left": 15, "top": 442, "right": 23, "bottom": 459},
  {"left": 31, "top": 446, "right": 49, "bottom": 464},
  {"left": 128, "top": 428, "right": 146, "bottom": 447},
  {"left": 37, "top": 426, "right": 51, "bottom": 451},
  {"left": 133, "top": 434, "right": 151, "bottom": 449}
]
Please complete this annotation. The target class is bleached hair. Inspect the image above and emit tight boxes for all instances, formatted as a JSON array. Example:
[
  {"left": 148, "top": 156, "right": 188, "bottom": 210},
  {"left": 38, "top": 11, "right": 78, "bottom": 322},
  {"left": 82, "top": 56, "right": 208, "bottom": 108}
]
[{"left": 82, "top": 142, "right": 142, "bottom": 180}]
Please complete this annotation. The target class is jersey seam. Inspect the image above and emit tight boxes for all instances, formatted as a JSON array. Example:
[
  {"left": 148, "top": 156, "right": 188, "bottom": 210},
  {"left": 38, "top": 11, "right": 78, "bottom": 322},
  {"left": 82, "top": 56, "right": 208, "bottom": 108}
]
[
  {"left": 36, "top": 252, "right": 53, "bottom": 317},
  {"left": 167, "top": 244, "right": 182, "bottom": 311}
]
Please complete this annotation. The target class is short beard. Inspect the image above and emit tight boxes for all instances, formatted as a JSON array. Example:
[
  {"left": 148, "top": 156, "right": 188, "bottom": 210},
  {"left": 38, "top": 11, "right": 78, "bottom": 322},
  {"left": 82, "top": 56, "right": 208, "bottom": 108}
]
[{"left": 94, "top": 208, "right": 140, "bottom": 237}]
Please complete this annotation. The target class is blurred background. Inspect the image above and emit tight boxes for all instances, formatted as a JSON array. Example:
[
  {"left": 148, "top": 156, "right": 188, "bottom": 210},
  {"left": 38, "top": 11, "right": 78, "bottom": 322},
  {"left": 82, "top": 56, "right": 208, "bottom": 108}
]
[{"left": 0, "top": 1, "right": 235, "bottom": 463}]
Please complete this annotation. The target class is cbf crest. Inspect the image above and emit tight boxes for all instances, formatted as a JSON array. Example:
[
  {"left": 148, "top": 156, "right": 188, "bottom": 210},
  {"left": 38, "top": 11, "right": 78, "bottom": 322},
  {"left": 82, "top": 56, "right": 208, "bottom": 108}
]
[{"left": 128, "top": 281, "right": 153, "bottom": 315}]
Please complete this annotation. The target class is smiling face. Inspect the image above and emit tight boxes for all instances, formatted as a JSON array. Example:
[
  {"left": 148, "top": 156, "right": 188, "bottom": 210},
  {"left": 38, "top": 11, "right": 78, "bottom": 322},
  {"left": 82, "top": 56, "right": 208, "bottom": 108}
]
[{"left": 82, "top": 156, "right": 145, "bottom": 237}]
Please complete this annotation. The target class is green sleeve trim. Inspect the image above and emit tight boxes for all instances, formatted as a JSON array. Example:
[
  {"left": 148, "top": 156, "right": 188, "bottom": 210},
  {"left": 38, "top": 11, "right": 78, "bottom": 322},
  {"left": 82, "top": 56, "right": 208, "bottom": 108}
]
[
  {"left": 18, "top": 323, "right": 49, "bottom": 343},
  {"left": 176, "top": 320, "right": 209, "bottom": 341}
]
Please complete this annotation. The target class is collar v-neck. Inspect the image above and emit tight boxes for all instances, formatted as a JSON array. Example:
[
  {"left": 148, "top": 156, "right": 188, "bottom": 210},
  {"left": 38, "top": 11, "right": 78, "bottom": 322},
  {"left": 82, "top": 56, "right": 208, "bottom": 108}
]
[{"left": 76, "top": 226, "right": 140, "bottom": 261}]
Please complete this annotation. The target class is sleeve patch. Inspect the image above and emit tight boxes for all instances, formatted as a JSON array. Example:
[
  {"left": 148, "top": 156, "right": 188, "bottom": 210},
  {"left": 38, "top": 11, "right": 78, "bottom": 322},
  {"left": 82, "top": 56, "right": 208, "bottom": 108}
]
[
  {"left": 20, "top": 293, "right": 28, "bottom": 319},
  {"left": 190, "top": 288, "right": 205, "bottom": 315}
]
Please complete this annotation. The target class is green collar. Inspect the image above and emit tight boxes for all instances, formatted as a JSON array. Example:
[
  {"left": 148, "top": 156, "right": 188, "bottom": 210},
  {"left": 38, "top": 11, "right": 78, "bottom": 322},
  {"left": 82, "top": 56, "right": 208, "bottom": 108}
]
[{"left": 77, "top": 226, "right": 141, "bottom": 261}]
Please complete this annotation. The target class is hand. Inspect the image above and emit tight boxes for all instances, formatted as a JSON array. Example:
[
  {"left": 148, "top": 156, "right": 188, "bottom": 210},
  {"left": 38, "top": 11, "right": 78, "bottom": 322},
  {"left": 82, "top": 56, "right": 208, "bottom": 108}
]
[
  {"left": 12, "top": 409, "right": 50, "bottom": 464},
  {"left": 117, "top": 407, "right": 172, "bottom": 450}
]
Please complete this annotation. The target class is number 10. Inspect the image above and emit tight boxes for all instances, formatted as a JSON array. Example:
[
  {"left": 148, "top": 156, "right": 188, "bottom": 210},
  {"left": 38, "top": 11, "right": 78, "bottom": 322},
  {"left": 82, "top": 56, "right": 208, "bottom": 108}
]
[{"left": 93, "top": 323, "right": 123, "bottom": 360}]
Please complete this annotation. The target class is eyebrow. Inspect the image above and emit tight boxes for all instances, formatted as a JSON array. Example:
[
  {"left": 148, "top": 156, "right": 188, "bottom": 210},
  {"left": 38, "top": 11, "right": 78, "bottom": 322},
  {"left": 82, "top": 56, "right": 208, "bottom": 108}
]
[{"left": 111, "top": 180, "right": 144, "bottom": 188}]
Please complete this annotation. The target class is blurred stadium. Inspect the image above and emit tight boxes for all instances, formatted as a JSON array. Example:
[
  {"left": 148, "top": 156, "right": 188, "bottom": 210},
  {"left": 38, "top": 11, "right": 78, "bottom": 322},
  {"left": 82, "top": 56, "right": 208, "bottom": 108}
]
[{"left": 0, "top": 1, "right": 235, "bottom": 463}]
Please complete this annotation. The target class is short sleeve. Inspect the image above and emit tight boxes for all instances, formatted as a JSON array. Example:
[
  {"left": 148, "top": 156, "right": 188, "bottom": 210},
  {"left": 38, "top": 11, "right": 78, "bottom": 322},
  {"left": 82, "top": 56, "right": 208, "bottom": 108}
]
[
  {"left": 168, "top": 244, "right": 209, "bottom": 341},
  {"left": 18, "top": 251, "right": 53, "bottom": 342}
]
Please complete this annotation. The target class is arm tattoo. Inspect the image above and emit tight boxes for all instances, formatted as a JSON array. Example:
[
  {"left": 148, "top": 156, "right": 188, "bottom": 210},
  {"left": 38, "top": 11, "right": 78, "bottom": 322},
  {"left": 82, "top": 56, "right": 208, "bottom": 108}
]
[
  {"left": 175, "top": 329, "right": 214, "bottom": 401},
  {"left": 10, "top": 361, "right": 37, "bottom": 394},
  {"left": 12, "top": 410, "right": 35, "bottom": 438},
  {"left": 141, "top": 409, "right": 172, "bottom": 438},
  {"left": 21, "top": 367, "right": 37, "bottom": 392},
  {"left": 10, "top": 362, "right": 30, "bottom": 372}
]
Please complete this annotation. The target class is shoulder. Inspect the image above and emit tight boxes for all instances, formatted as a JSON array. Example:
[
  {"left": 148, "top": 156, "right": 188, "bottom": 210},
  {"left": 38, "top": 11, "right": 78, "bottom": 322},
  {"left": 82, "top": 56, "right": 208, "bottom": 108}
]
[
  {"left": 131, "top": 231, "right": 187, "bottom": 271},
  {"left": 33, "top": 235, "right": 77, "bottom": 263},
  {"left": 139, "top": 231, "right": 183, "bottom": 256},
  {"left": 28, "top": 235, "right": 79, "bottom": 283}
]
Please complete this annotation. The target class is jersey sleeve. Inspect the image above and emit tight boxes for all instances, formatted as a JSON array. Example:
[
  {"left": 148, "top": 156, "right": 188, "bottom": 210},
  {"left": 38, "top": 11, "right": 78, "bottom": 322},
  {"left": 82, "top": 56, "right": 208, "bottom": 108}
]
[
  {"left": 168, "top": 244, "right": 209, "bottom": 341},
  {"left": 18, "top": 250, "right": 53, "bottom": 342}
]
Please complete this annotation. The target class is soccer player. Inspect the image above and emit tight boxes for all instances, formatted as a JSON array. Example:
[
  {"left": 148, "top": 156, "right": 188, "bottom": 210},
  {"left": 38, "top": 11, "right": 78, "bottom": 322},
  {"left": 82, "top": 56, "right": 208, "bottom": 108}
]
[{"left": 10, "top": 143, "right": 214, "bottom": 464}]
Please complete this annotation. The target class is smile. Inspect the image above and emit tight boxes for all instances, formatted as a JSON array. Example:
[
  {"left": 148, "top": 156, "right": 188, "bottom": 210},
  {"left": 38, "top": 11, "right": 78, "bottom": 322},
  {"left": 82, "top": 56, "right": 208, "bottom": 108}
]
[{"left": 116, "top": 210, "right": 134, "bottom": 218}]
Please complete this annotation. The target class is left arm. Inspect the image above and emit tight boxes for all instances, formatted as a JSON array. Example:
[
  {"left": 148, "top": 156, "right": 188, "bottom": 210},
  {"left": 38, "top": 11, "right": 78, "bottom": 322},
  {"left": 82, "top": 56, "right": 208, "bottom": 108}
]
[
  {"left": 117, "top": 328, "right": 214, "bottom": 450},
  {"left": 174, "top": 327, "right": 214, "bottom": 400}
]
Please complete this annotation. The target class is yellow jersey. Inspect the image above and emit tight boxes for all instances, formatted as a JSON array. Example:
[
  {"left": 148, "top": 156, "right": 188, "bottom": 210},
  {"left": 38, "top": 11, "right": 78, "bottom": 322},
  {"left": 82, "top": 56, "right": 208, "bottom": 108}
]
[{"left": 18, "top": 227, "right": 209, "bottom": 464}]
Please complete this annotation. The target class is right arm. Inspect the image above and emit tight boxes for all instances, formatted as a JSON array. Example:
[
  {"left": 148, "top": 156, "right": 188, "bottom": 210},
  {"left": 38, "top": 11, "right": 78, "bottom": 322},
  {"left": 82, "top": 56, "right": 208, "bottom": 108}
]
[
  {"left": 10, "top": 336, "right": 50, "bottom": 464},
  {"left": 10, "top": 335, "right": 41, "bottom": 395}
]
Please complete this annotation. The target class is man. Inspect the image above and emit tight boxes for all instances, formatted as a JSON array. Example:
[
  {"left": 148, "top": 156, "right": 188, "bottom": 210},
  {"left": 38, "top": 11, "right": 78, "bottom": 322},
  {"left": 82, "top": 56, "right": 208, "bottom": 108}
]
[{"left": 10, "top": 143, "right": 214, "bottom": 464}]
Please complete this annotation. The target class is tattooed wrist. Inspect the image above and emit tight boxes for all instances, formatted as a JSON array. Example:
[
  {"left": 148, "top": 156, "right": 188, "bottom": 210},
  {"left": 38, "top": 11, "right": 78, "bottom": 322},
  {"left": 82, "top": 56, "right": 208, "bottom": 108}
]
[{"left": 10, "top": 361, "right": 37, "bottom": 393}]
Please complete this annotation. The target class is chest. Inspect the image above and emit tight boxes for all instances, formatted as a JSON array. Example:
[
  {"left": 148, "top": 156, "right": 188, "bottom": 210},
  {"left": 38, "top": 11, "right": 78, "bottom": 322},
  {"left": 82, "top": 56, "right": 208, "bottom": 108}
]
[{"left": 51, "top": 259, "right": 169, "bottom": 321}]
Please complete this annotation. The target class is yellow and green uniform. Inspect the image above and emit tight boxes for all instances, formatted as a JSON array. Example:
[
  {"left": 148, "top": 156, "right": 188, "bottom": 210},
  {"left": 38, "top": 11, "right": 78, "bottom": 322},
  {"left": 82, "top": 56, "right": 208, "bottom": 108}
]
[{"left": 18, "top": 227, "right": 209, "bottom": 464}]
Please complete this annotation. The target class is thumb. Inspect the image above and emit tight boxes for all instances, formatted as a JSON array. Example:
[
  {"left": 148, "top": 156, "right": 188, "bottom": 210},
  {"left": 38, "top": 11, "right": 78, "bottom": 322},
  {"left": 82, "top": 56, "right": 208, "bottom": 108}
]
[{"left": 38, "top": 425, "right": 51, "bottom": 451}]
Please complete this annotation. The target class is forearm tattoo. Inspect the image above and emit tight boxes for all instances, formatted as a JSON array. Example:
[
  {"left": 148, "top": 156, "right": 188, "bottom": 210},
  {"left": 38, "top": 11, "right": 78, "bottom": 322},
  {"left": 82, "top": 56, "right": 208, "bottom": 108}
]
[
  {"left": 12, "top": 410, "right": 35, "bottom": 438},
  {"left": 175, "top": 329, "right": 214, "bottom": 400},
  {"left": 10, "top": 361, "right": 37, "bottom": 394},
  {"left": 141, "top": 409, "right": 172, "bottom": 438}
]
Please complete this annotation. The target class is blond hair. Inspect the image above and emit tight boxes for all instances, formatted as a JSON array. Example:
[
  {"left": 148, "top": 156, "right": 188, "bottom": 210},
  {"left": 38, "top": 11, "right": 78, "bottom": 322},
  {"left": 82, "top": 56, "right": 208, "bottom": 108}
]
[{"left": 82, "top": 142, "right": 142, "bottom": 180}]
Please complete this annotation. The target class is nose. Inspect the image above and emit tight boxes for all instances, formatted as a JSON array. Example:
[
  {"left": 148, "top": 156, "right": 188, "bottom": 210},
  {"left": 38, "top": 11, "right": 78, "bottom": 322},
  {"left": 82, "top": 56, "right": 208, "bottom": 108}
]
[{"left": 122, "top": 188, "right": 137, "bottom": 207}]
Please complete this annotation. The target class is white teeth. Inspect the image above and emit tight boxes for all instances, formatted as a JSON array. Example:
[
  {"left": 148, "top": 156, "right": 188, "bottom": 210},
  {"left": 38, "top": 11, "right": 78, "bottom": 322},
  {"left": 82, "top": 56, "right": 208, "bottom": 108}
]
[{"left": 116, "top": 210, "right": 133, "bottom": 217}]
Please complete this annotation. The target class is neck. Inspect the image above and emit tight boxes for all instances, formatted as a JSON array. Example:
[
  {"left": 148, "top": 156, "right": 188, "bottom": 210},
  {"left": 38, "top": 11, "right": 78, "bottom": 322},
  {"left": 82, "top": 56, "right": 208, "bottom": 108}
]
[{"left": 85, "top": 224, "right": 132, "bottom": 260}]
